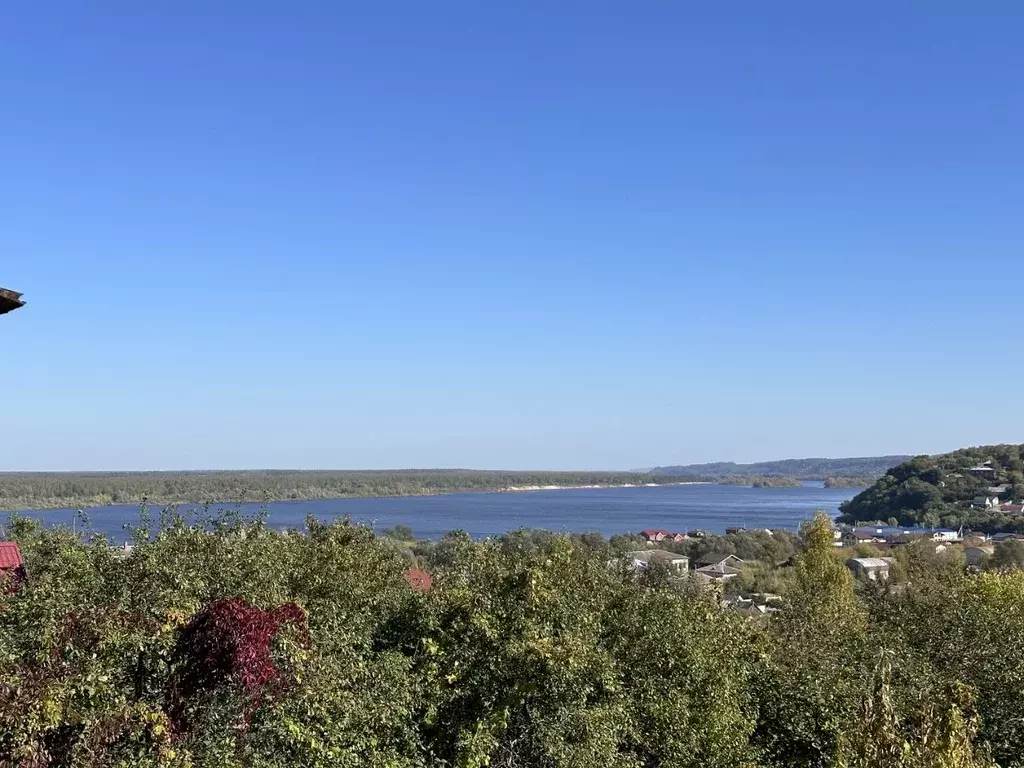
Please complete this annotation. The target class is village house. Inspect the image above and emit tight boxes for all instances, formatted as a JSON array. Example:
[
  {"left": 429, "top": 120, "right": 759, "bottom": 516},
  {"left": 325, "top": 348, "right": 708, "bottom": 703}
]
[
  {"left": 847, "top": 526, "right": 895, "bottom": 544},
  {"left": 724, "top": 593, "right": 783, "bottom": 615},
  {"left": 694, "top": 561, "right": 742, "bottom": 583},
  {"left": 1000, "top": 504, "right": 1024, "bottom": 515},
  {"left": 845, "top": 526, "right": 961, "bottom": 547},
  {"left": 640, "top": 529, "right": 689, "bottom": 544},
  {"left": 625, "top": 549, "right": 690, "bottom": 573},
  {"left": 989, "top": 532, "right": 1024, "bottom": 542},
  {"left": 973, "top": 496, "right": 1001, "bottom": 509},
  {"left": 640, "top": 528, "right": 670, "bottom": 543},
  {"left": 965, "top": 545, "right": 996, "bottom": 567},
  {"left": 694, "top": 552, "right": 743, "bottom": 569},
  {"left": 693, "top": 554, "right": 743, "bottom": 584},
  {"left": 0, "top": 542, "right": 26, "bottom": 587},
  {"left": 847, "top": 556, "right": 895, "bottom": 581},
  {"left": 966, "top": 462, "right": 996, "bottom": 477}
]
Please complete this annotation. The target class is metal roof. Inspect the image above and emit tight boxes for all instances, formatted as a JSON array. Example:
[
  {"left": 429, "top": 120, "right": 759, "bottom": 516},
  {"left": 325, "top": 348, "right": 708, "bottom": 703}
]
[
  {"left": 627, "top": 549, "right": 688, "bottom": 564},
  {"left": 0, "top": 542, "right": 24, "bottom": 570},
  {"left": 695, "top": 552, "right": 742, "bottom": 566},
  {"left": 849, "top": 557, "right": 894, "bottom": 568},
  {"left": 0, "top": 288, "right": 24, "bottom": 315}
]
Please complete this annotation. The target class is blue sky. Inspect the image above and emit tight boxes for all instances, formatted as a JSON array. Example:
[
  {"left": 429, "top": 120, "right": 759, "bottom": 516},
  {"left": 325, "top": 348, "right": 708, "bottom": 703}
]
[{"left": 2, "top": 3, "right": 1022, "bottom": 471}]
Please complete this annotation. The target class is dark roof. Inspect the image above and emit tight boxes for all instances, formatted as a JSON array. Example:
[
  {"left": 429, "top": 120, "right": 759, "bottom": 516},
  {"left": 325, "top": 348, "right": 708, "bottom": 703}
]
[
  {"left": 0, "top": 542, "right": 24, "bottom": 570},
  {"left": 695, "top": 552, "right": 741, "bottom": 567},
  {"left": 852, "top": 526, "right": 957, "bottom": 540},
  {"left": 848, "top": 557, "right": 895, "bottom": 568},
  {"left": 0, "top": 288, "right": 24, "bottom": 316},
  {"left": 695, "top": 562, "right": 742, "bottom": 577}
]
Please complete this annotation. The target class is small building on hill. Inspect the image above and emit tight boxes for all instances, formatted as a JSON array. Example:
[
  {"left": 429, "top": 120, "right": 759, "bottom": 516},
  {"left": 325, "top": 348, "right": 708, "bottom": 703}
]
[
  {"left": 965, "top": 545, "right": 995, "bottom": 567},
  {"left": 0, "top": 542, "right": 26, "bottom": 589},
  {"left": 640, "top": 528, "right": 670, "bottom": 543},
  {"left": 847, "top": 526, "right": 961, "bottom": 546},
  {"left": 625, "top": 549, "right": 689, "bottom": 573},
  {"left": 990, "top": 532, "right": 1024, "bottom": 542},
  {"left": 694, "top": 561, "right": 742, "bottom": 583},
  {"left": 694, "top": 553, "right": 744, "bottom": 569},
  {"left": 967, "top": 463, "right": 996, "bottom": 477},
  {"left": 847, "top": 556, "right": 895, "bottom": 581}
]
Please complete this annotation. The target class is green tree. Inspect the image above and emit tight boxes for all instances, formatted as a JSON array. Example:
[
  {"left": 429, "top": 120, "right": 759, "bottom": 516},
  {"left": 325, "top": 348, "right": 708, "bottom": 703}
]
[
  {"left": 754, "top": 513, "right": 867, "bottom": 768},
  {"left": 383, "top": 524, "right": 415, "bottom": 540},
  {"left": 839, "top": 654, "right": 993, "bottom": 768},
  {"left": 988, "top": 539, "right": 1024, "bottom": 571}
]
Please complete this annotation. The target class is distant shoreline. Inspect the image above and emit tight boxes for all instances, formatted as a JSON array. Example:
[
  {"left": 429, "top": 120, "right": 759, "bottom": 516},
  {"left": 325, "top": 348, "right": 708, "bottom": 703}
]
[{"left": 4, "top": 480, "right": 719, "bottom": 514}]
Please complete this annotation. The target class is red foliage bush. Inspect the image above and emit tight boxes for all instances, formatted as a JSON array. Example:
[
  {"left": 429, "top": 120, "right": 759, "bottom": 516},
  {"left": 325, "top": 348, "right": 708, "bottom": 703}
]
[
  {"left": 1, "top": 565, "right": 26, "bottom": 595},
  {"left": 168, "top": 597, "right": 307, "bottom": 733},
  {"left": 404, "top": 567, "right": 433, "bottom": 592}
]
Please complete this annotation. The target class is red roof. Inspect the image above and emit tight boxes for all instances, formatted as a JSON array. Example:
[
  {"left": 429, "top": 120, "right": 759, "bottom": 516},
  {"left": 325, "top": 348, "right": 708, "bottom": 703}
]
[
  {"left": 404, "top": 567, "right": 433, "bottom": 592},
  {"left": 1001, "top": 504, "right": 1024, "bottom": 514},
  {"left": 641, "top": 528, "right": 670, "bottom": 537},
  {"left": 0, "top": 542, "right": 23, "bottom": 570}
]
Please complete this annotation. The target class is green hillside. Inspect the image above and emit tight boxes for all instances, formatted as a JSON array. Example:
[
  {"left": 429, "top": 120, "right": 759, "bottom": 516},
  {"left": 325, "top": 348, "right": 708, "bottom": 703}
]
[
  {"left": 838, "top": 444, "right": 1024, "bottom": 531},
  {"left": 652, "top": 455, "right": 909, "bottom": 480}
]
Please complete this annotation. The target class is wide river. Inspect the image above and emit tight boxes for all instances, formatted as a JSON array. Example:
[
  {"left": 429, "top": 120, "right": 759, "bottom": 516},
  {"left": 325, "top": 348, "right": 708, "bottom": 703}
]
[{"left": 16, "top": 482, "right": 858, "bottom": 541}]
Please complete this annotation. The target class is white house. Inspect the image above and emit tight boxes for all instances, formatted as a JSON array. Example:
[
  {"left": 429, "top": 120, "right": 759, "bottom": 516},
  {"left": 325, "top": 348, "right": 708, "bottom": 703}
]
[
  {"left": 847, "top": 557, "right": 895, "bottom": 581},
  {"left": 625, "top": 550, "right": 690, "bottom": 573},
  {"left": 965, "top": 545, "right": 995, "bottom": 567}
]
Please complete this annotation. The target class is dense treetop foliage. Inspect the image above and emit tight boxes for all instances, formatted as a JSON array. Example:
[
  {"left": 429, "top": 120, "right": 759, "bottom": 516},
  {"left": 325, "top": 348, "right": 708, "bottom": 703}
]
[
  {"left": 823, "top": 477, "right": 874, "bottom": 489},
  {"left": 838, "top": 445, "right": 1024, "bottom": 532},
  {"left": 0, "top": 470, "right": 683, "bottom": 512},
  {"left": 0, "top": 509, "right": 1014, "bottom": 767},
  {"left": 652, "top": 456, "right": 909, "bottom": 480}
]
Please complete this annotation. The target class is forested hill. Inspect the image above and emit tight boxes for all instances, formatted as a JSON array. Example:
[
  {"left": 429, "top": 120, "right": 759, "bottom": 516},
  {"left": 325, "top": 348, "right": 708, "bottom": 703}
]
[
  {"left": 838, "top": 444, "right": 1024, "bottom": 531},
  {"left": 0, "top": 469, "right": 681, "bottom": 512},
  {"left": 651, "top": 455, "right": 909, "bottom": 480}
]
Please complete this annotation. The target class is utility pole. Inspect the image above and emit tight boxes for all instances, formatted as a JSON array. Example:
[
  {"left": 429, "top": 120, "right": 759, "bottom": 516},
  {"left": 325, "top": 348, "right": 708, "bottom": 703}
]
[{"left": 0, "top": 288, "right": 24, "bottom": 316}]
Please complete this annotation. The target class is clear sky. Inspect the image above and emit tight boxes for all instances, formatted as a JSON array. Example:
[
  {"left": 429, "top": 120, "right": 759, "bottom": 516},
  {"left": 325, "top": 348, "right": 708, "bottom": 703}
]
[{"left": 2, "top": 3, "right": 1022, "bottom": 471}]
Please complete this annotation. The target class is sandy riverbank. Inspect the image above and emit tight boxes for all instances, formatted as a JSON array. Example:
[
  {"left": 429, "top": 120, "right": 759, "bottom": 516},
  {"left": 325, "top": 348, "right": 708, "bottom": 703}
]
[{"left": 498, "top": 481, "right": 712, "bottom": 492}]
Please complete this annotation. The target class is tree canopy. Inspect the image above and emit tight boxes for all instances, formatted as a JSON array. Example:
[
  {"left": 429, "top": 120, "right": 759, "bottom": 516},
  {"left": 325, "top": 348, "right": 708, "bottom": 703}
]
[{"left": 0, "top": 510, "right": 1013, "bottom": 767}]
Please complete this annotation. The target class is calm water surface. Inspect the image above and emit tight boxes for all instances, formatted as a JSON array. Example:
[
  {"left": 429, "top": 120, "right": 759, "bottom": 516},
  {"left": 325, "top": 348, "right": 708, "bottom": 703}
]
[{"left": 15, "top": 482, "right": 858, "bottom": 542}]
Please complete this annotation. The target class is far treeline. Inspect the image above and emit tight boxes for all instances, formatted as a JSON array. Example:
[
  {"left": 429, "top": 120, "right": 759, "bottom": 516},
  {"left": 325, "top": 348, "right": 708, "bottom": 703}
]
[
  {"left": 0, "top": 470, "right": 686, "bottom": 512},
  {"left": 653, "top": 455, "right": 909, "bottom": 486},
  {"left": 840, "top": 444, "right": 1024, "bottom": 533},
  {"left": 719, "top": 475, "right": 803, "bottom": 489},
  {"left": 0, "top": 510, "right": 1015, "bottom": 767}
]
